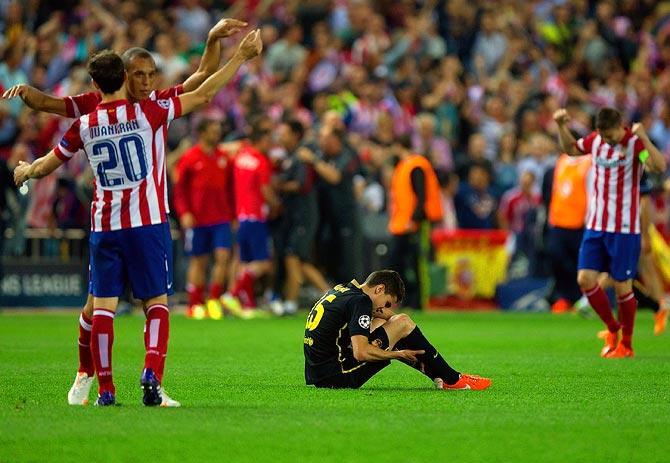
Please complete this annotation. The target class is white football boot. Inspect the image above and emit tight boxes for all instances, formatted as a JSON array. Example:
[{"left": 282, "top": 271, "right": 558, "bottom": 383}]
[
  {"left": 68, "top": 372, "right": 94, "bottom": 405},
  {"left": 159, "top": 387, "right": 181, "bottom": 407}
]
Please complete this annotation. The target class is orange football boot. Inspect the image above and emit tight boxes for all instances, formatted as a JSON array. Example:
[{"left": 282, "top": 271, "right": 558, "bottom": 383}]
[
  {"left": 654, "top": 306, "right": 668, "bottom": 336},
  {"left": 435, "top": 374, "right": 492, "bottom": 391},
  {"left": 600, "top": 330, "right": 619, "bottom": 357},
  {"left": 551, "top": 298, "right": 572, "bottom": 314},
  {"left": 604, "top": 342, "right": 634, "bottom": 358}
]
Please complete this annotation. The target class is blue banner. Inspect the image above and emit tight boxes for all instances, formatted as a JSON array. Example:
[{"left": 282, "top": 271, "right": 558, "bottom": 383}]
[{"left": 1, "top": 262, "right": 87, "bottom": 308}]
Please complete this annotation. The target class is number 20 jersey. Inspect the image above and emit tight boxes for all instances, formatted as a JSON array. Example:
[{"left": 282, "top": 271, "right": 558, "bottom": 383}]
[{"left": 54, "top": 97, "right": 182, "bottom": 232}]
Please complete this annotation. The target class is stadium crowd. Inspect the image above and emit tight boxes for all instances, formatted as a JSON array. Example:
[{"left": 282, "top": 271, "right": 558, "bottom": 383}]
[{"left": 3, "top": 0, "right": 670, "bottom": 312}]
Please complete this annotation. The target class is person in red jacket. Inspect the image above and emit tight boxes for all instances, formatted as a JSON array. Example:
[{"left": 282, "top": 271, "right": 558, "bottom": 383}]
[
  {"left": 222, "top": 116, "right": 281, "bottom": 315},
  {"left": 173, "top": 118, "right": 235, "bottom": 319}
]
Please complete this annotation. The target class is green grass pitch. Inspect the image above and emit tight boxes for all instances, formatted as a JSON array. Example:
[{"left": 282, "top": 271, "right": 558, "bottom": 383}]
[{"left": 1, "top": 310, "right": 669, "bottom": 463}]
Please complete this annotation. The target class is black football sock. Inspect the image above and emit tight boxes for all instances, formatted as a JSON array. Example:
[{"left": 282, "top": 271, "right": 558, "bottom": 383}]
[
  {"left": 394, "top": 326, "right": 460, "bottom": 385},
  {"left": 633, "top": 284, "right": 659, "bottom": 313}
]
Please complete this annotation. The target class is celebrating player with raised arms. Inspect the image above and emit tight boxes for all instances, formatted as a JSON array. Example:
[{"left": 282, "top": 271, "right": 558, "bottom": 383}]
[
  {"left": 13, "top": 30, "right": 263, "bottom": 406},
  {"left": 3, "top": 17, "right": 247, "bottom": 406},
  {"left": 554, "top": 107, "right": 666, "bottom": 358}
]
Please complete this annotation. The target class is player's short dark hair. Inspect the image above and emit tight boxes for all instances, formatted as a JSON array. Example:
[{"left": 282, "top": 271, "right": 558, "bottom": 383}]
[
  {"left": 87, "top": 50, "right": 125, "bottom": 95},
  {"left": 364, "top": 270, "right": 406, "bottom": 304},
  {"left": 121, "top": 47, "right": 154, "bottom": 69},
  {"left": 285, "top": 119, "right": 305, "bottom": 140},
  {"left": 596, "top": 107, "right": 622, "bottom": 131}
]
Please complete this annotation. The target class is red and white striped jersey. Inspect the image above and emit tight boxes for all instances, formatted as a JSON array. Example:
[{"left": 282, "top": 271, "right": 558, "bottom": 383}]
[
  {"left": 63, "top": 85, "right": 184, "bottom": 119},
  {"left": 64, "top": 85, "right": 184, "bottom": 216},
  {"left": 54, "top": 97, "right": 182, "bottom": 232},
  {"left": 575, "top": 129, "right": 645, "bottom": 234}
]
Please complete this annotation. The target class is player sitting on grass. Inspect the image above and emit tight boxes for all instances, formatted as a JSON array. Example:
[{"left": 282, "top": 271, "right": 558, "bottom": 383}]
[
  {"left": 303, "top": 269, "right": 491, "bottom": 390},
  {"left": 554, "top": 107, "right": 666, "bottom": 358}
]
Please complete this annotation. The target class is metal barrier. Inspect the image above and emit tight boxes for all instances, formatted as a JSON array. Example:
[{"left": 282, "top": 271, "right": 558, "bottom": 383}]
[{"left": 3, "top": 227, "right": 88, "bottom": 263}]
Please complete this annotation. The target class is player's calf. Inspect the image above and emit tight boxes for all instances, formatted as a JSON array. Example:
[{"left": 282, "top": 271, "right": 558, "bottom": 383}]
[
  {"left": 616, "top": 290, "right": 637, "bottom": 350},
  {"left": 143, "top": 303, "right": 170, "bottom": 380},
  {"left": 77, "top": 311, "right": 95, "bottom": 378},
  {"left": 582, "top": 284, "right": 621, "bottom": 334},
  {"left": 394, "top": 325, "right": 462, "bottom": 386},
  {"left": 90, "top": 308, "right": 116, "bottom": 396}
]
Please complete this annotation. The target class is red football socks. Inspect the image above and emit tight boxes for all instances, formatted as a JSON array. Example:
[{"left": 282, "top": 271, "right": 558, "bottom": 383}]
[
  {"left": 584, "top": 285, "right": 621, "bottom": 333},
  {"left": 144, "top": 304, "right": 170, "bottom": 382},
  {"left": 617, "top": 291, "right": 637, "bottom": 349},
  {"left": 77, "top": 312, "right": 95, "bottom": 377},
  {"left": 90, "top": 309, "right": 115, "bottom": 394},
  {"left": 232, "top": 271, "right": 256, "bottom": 307},
  {"left": 209, "top": 283, "right": 224, "bottom": 300},
  {"left": 187, "top": 283, "right": 205, "bottom": 307}
]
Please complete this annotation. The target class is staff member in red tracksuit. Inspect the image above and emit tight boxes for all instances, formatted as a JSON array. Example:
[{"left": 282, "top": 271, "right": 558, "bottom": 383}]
[{"left": 173, "top": 118, "right": 234, "bottom": 319}]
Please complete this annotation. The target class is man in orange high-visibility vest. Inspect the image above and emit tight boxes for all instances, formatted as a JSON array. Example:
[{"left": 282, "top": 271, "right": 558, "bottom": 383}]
[
  {"left": 543, "top": 152, "right": 591, "bottom": 313},
  {"left": 388, "top": 136, "right": 443, "bottom": 309}
]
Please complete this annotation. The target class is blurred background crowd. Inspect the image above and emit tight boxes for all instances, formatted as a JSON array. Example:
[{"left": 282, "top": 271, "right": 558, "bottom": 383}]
[{"left": 3, "top": 0, "right": 670, "bottom": 311}]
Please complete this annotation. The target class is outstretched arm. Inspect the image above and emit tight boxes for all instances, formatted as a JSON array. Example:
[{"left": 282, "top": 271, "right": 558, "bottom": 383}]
[
  {"left": 553, "top": 109, "right": 579, "bottom": 156},
  {"left": 177, "top": 29, "right": 262, "bottom": 116},
  {"left": 633, "top": 122, "right": 667, "bottom": 174},
  {"left": 181, "top": 18, "right": 248, "bottom": 93},
  {"left": 13, "top": 151, "right": 65, "bottom": 186},
  {"left": 2, "top": 85, "right": 68, "bottom": 116}
]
